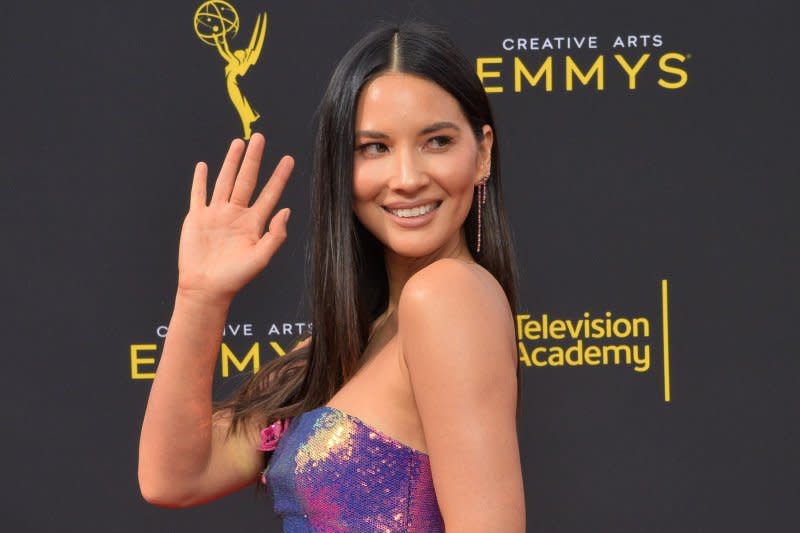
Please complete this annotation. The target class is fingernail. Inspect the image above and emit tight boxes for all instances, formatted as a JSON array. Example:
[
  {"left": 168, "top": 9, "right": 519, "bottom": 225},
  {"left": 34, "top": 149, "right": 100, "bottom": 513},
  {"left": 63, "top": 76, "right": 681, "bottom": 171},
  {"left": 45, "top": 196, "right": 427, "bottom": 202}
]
[{"left": 285, "top": 209, "right": 291, "bottom": 223}]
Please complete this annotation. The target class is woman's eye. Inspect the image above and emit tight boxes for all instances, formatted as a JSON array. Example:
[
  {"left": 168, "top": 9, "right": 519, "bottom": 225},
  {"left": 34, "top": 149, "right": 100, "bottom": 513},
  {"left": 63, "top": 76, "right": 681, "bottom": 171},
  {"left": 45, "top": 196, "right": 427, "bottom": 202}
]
[
  {"left": 356, "top": 142, "right": 388, "bottom": 154},
  {"left": 428, "top": 136, "right": 453, "bottom": 149}
]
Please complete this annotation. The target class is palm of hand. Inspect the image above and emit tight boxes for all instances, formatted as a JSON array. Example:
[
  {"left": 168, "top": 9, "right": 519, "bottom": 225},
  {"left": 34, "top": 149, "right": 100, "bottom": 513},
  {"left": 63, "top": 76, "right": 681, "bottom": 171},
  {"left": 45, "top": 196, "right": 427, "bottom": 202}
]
[{"left": 176, "top": 133, "right": 294, "bottom": 302}]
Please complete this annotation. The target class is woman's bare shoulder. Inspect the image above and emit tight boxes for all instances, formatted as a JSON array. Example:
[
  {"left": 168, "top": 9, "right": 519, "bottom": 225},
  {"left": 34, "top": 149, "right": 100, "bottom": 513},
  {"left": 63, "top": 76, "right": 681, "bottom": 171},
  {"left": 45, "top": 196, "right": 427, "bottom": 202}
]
[
  {"left": 398, "top": 258, "right": 515, "bottom": 361},
  {"left": 395, "top": 258, "right": 522, "bottom": 531},
  {"left": 401, "top": 257, "right": 509, "bottom": 313}
]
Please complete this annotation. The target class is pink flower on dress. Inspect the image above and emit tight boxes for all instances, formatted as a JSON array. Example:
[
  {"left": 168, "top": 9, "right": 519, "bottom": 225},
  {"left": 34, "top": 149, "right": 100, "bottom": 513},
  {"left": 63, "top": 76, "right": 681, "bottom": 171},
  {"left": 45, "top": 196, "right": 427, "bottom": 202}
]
[
  {"left": 258, "top": 417, "right": 292, "bottom": 486},
  {"left": 258, "top": 417, "right": 292, "bottom": 452}
]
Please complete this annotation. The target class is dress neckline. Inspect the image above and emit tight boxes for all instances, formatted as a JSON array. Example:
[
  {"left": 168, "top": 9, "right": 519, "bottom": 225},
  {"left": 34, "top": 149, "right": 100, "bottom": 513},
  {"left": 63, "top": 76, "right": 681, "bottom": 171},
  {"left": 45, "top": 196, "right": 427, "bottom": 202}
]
[{"left": 305, "top": 405, "right": 429, "bottom": 457}]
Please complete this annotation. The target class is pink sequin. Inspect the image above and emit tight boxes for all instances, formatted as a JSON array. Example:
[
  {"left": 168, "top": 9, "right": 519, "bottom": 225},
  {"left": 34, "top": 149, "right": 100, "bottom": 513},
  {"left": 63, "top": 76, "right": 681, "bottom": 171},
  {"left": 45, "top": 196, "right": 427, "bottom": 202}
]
[{"left": 263, "top": 406, "right": 444, "bottom": 531}]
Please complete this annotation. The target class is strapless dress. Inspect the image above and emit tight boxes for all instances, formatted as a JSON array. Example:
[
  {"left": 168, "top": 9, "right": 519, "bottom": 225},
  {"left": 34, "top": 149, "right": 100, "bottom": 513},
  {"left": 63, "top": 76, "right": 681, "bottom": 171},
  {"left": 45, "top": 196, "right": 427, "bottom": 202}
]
[{"left": 260, "top": 405, "right": 444, "bottom": 532}]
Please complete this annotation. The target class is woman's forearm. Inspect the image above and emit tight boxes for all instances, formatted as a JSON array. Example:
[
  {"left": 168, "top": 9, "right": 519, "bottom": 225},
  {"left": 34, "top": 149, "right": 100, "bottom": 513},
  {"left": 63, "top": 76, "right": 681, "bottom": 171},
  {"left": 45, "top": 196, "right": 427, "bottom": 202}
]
[{"left": 138, "top": 287, "right": 232, "bottom": 499}]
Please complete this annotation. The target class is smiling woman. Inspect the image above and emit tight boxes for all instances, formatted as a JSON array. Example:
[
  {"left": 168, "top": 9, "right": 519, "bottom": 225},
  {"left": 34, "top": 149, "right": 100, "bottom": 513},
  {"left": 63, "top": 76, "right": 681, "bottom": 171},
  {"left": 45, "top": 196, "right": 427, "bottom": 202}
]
[
  {"left": 138, "top": 20, "right": 524, "bottom": 533},
  {"left": 352, "top": 73, "right": 493, "bottom": 260}
]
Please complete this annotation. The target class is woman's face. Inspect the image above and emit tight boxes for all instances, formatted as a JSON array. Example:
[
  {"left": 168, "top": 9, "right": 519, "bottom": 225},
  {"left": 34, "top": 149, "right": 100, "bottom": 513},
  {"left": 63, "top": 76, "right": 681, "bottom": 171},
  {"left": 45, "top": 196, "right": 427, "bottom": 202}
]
[{"left": 352, "top": 72, "right": 493, "bottom": 262}]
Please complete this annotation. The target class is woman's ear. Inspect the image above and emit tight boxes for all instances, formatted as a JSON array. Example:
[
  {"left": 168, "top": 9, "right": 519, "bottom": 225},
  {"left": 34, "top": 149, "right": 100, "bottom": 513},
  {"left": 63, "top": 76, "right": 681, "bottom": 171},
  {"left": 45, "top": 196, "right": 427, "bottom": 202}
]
[{"left": 477, "top": 124, "right": 494, "bottom": 182}]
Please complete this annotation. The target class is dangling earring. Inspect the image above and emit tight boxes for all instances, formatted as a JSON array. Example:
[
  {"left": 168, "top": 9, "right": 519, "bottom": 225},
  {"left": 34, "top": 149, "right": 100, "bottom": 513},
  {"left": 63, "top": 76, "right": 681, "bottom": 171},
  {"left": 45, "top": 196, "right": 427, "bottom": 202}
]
[{"left": 476, "top": 172, "right": 489, "bottom": 253}]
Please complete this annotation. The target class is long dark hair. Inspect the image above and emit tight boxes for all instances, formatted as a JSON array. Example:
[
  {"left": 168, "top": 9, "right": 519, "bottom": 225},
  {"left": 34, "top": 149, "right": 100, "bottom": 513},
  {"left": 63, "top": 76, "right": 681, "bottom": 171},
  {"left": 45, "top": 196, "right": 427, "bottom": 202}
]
[{"left": 214, "top": 20, "right": 521, "bottom": 488}]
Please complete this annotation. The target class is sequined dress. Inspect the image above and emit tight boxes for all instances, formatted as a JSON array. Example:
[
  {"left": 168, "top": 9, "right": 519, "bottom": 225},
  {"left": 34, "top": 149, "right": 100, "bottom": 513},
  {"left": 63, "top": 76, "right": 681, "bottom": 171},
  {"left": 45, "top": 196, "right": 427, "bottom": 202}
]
[{"left": 260, "top": 405, "right": 444, "bottom": 532}]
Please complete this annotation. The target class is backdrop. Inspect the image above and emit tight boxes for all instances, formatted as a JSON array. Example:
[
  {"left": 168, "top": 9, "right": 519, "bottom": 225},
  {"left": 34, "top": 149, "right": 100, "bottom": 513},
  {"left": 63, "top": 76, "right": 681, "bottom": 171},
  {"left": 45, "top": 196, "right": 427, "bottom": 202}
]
[{"left": 3, "top": 1, "right": 797, "bottom": 531}]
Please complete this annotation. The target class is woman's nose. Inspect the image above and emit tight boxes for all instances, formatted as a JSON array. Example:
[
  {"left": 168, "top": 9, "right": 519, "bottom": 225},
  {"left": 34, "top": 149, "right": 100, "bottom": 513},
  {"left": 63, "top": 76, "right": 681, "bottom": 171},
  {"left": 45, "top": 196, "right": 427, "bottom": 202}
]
[{"left": 388, "top": 147, "right": 429, "bottom": 191}]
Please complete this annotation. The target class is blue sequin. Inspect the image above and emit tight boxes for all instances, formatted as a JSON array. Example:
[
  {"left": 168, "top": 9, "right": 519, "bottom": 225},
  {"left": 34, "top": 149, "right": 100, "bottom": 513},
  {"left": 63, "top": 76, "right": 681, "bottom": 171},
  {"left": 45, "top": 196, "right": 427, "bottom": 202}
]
[{"left": 264, "top": 406, "right": 444, "bottom": 532}]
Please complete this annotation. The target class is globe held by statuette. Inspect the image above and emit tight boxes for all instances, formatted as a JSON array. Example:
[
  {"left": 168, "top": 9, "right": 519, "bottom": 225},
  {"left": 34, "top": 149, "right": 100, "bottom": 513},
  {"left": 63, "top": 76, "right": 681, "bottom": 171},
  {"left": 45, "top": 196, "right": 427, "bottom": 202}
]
[{"left": 194, "top": 0, "right": 240, "bottom": 46}]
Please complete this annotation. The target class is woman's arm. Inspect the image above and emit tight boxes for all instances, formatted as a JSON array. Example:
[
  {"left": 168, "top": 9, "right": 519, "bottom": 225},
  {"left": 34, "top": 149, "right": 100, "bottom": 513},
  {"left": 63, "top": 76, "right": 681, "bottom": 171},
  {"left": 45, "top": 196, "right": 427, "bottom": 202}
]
[
  {"left": 398, "top": 258, "right": 525, "bottom": 532},
  {"left": 138, "top": 134, "right": 295, "bottom": 507},
  {"left": 138, "top": 290, "right": 263, "bottom": 507}
]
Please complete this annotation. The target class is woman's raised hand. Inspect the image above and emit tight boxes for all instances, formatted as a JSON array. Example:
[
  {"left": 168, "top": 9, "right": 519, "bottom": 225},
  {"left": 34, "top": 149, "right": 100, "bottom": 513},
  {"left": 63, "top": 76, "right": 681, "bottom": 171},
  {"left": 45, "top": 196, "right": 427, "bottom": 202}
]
[{"left": 177, "top": 133, "right": 294, "bottom": 304}]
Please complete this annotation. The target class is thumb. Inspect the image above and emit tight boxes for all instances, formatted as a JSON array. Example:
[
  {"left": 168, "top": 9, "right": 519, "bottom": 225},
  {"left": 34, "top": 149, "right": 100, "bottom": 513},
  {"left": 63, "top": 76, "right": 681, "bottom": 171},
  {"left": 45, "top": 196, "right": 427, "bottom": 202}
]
[{"left": 254, "top": 208, "right": 290, "bottom": 264}]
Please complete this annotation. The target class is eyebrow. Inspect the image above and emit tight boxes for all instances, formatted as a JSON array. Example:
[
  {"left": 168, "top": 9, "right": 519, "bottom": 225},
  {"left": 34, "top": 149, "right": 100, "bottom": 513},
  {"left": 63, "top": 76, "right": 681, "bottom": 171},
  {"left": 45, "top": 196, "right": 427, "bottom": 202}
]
[{"left": 355, "top": 121, "right": 461, "bottom": 139}]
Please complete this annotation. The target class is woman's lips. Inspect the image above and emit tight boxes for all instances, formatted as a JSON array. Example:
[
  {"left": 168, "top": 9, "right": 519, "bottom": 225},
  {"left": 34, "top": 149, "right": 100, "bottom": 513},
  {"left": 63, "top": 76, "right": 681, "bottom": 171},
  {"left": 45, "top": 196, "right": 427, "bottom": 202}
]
[
  {"left": 384, "top": 201, "right": 439, "bottom": 217},
  {"left": 382, "top": 201, "right": 442, "bottom": 227}
]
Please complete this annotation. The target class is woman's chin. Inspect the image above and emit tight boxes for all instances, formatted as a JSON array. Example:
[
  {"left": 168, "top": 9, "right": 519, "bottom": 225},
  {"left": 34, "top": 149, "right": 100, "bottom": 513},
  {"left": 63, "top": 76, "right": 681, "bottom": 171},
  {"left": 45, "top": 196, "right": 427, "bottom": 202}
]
[{"left": 383, "top": 241, "right": 439, "bottom": 260}]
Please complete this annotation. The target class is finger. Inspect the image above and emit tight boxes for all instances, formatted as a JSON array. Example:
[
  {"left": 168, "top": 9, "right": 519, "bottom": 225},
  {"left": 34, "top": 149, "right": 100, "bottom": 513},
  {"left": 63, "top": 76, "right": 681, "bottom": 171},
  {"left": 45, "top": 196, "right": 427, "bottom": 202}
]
[
  {"left": 210, "top": 138, "right": 246, "bottom": 204},
  {"left": 230, "top": 132, "right": 265, "bottom": 207},
  {"left": 252, "top": 155, "right": 295, "bottom": 229},
  {"left": 254, "top": 207, "right": 291, "bottom": 265},
  {"left": 190, "top": 161, "right": 208, "bottom": 210}
]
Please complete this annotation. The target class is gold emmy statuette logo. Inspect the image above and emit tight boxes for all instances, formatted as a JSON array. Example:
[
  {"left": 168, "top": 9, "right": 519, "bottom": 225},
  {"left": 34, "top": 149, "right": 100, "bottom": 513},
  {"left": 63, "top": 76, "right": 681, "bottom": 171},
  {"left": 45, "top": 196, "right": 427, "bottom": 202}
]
[{"left": 194, "top": 1, "right": 267, "bottom": 139}]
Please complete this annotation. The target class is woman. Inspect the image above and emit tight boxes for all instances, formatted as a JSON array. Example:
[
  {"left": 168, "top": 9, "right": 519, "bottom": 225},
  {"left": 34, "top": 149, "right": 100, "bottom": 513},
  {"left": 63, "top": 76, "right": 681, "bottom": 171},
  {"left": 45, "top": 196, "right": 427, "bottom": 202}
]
[{"left": 139, "top": 21, "right": 525, "bottom": 532}]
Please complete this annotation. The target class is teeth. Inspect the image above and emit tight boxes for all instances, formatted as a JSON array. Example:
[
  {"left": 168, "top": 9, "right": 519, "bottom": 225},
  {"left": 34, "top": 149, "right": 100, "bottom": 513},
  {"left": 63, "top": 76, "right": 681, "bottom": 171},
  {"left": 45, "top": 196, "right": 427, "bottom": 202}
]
[{"left": 386, "top": 202, "right": 438, "bottom": 218}]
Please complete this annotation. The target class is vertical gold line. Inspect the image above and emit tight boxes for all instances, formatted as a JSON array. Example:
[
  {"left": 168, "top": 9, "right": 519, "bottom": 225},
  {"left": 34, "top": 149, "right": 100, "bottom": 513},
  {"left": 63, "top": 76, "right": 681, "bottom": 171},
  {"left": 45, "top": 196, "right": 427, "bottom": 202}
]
[{"left": 662, "top": 279, "right": 671, "bottom": 402}]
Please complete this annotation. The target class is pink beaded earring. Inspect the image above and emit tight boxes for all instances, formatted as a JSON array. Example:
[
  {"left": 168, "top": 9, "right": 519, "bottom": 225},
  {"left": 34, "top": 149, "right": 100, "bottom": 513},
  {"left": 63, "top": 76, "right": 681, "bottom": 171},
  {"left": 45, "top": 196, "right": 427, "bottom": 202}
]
[{"left": 476, "top": 171, "right": 489, "bottom": 253}]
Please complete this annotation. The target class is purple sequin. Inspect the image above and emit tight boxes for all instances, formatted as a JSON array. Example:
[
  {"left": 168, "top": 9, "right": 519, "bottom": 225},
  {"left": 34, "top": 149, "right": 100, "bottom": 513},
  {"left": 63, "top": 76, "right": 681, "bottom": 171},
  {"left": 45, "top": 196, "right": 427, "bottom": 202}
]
[{"left": 261, "top": 406, "right": 444, "bottom": 532}]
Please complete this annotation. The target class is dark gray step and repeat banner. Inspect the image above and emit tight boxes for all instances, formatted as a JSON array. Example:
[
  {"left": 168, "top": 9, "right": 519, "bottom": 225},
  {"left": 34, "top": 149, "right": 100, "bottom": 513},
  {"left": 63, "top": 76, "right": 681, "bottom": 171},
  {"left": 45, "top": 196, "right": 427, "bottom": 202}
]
[{"left": 3, "top": 1, "right": 796, "bottom": 531}]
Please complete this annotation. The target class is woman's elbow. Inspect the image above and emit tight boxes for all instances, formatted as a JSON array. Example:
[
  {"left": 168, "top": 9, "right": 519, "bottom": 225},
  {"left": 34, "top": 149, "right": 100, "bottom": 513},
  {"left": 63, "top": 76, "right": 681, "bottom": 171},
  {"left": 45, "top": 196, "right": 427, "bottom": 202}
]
[{"left": 138, "top": 468, "right": 195, "bottom": 509}]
